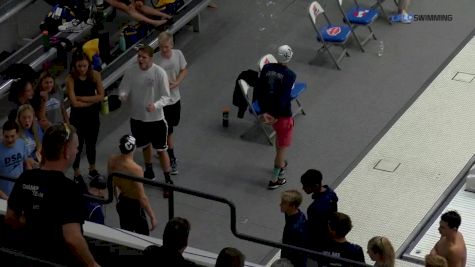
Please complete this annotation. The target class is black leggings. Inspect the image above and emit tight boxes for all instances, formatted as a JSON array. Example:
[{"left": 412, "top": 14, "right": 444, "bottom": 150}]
[
  {"left": 116, "top": 195, "right": 149, "bottom": 235},
  {"left": 71, "top": 117, "right": 100, "bottom": 170}
]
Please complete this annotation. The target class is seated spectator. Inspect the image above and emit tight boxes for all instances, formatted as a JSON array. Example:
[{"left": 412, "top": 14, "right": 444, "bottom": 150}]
[
  {"left": 300, "top": 169, "right": 338, "bottom": 250},
  {"left": 16, "top": 104, "right": 43, "bottom": 168},
  {"left": 85, "top": 175, "right": 107, "bottom": 224},
  {"left": 0, "top": 120, "right": 31, "bottom": 200},
  {"left": 7, "top": 79, "right": 35, "bottom": 121},
  {"left": 320, "top": 212, "right": 365, "bottom": 267},
  {"left": 271, "top": 258, "right": 294, "bottom": 267},
  {"left": 143, "top": 217, "right": 198, "bottom": 266},
  {"left": 367, "top": 236, "right": 395, "bottom": 267},
  {"left": 280, "top": 190, "right": 307, "bottom": 267},
  {"left": 34, "top": 72, "right": 69, "bottom": 130},
  {"left": 425, "top": 254, "right": 448, "bottom": 267},
  {"left": 105, "top": 0, "right": 172, "bottom": 27},
  {"left": 215, "top": 247, "right": 245, "bottom": 267}
]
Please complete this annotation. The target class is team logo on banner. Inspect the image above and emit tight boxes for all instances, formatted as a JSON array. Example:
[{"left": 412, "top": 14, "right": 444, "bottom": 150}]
[{"left": 326, "top": 27, "right": 341, "bottom": 36}]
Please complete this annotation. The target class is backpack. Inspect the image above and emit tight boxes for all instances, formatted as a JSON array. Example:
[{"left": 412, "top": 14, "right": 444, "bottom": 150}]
[
  {"left": 151, "top": 0, "right": 185, "bottom": 15},
  {"left": 40, "top": 4, "right": 76, "bottom": 34}
]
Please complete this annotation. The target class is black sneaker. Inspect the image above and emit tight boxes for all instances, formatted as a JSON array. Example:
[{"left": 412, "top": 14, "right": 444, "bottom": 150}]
[
  {"left": 267, "top": 178, "right": 287, "bottom": 190},
  {"left": 144, "top": 167, "right": 156, "bottom": 180},
  {"left": 170, "top": 158, "right": 178, "bottom": 175},
  {"left": 88, "top": 169, "right": 101, "bottom": 179},
  {"left": 278, "top": 161, "right": 288, "bottom": 177}
]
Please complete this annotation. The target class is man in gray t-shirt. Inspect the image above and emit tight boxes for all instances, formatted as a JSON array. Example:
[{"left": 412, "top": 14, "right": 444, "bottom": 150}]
[{"left": 154, "top": 32, "right": 188, "bottom": 175}]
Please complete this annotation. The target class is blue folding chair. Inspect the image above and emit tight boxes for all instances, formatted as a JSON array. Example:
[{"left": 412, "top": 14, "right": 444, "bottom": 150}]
[
  {"left": 308, "top": 1, "right": 352, "bottom": 70},
  {"left": 336, "top": 0, "right": 378, "bottom": 52}
]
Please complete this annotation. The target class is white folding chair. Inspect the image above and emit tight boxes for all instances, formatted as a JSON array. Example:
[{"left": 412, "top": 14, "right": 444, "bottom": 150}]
[
  {"left": 309, "top": 1, "right": 352, "bottom": 70},
  {"left": 258, "top": 54, "right": 278, "bottom": 71},
  {"left": 238, "top": 79, "right": 275, "bottom": 145}
]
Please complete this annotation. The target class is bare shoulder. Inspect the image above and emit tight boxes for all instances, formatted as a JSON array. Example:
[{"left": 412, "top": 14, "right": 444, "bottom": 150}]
[{"left": 130, "top": 162, "right": 144, "bottom": 176}]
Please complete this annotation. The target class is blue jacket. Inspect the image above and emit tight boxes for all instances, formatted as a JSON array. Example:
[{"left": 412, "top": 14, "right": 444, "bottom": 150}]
[
  {"left": 307, "top": 185, "right": 338, "bottom": 248},
  {"left": 282, "top": 210, "right": 308, "bottom": 267}
]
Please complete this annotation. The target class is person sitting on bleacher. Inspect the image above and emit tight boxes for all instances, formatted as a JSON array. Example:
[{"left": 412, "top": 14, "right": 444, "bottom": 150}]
[
  {"left": 143, "top": 217, "right": 199, "bottom": 266},
  {"left": 106, "top": 0, "right": 172, "bottom": 27}
]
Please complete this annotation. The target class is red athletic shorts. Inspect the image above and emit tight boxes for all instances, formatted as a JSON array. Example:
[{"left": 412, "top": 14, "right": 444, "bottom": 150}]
[{"left": 272, "top": 117, "right": 294, "bottom": 147}]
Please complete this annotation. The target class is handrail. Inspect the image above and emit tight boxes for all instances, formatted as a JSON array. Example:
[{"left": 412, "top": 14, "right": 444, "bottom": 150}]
[
  {"left": 109, "top": 172, "right": 371, "bottom": 266},
  {"left": 0, "top": 172, "right": 370, "bottom": 266},
  {"left": 0, "top": 247, "right": 67, "bottom": 267},
  {"left": 101, "top": 0, "right": 210, "bottom": 89},
  {"left": 0, "top": 0, "right": 36, "bottom": 25},
  {"left": 0, "top": 6, "right": 114, "bottom": 98}
]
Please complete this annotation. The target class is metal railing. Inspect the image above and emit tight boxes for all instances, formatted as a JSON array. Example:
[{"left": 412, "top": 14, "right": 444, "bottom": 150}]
[
  {"left": 0, "top": 173, "right": 371, "bottom": 266},
  {"left": 108, "top": 172, "right": 371, "bottom": 267}
]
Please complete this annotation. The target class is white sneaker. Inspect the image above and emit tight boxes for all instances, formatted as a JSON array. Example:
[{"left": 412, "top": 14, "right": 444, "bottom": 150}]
[{"left": 58, "top": 19, "right": 92, "bottom": 33}]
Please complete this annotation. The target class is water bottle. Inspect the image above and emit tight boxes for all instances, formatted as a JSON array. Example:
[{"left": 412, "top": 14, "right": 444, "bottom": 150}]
[
  {"left": 222, "top": 107, "right": 229, "bottom": 128},
  {"left": 119, "top": 33, "right": 127, "bottom": 52},
  {"left": 42, "top": 30, "right": 50, "bottom": 52},
  {"left": 377, "top": 40, "right": 384, "bottom": 57},
  {"left": 101, "top": 96, "right": 109, "bottom": 115}
]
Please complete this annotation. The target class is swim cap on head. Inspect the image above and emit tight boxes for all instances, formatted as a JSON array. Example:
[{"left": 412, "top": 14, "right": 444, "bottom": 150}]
[
  {"left": 119, "top": 134, "right": 136, "bottom": 154},
  {"left": 276, "top": 45, "right": 293, "bottom": 63}
]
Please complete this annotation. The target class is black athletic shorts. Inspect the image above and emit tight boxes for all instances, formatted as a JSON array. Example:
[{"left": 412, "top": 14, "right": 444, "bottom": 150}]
[
  {"left": 130, "top": 118, "right": 168, "bottom": 150},
  {"left": 163, "top": 100, "right": 181, "bottom": 134}
]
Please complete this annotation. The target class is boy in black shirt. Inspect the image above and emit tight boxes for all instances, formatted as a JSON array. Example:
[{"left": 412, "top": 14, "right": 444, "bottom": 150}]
[{"left": 320, "top": 212, "right": 365, "bottom": 267}]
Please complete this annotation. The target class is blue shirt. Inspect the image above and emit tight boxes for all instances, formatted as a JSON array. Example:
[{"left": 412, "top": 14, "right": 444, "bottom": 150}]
[
  {"left": 22, "top": 124, "right": 44, "bottom": 160},
  {"left": 282, "top": 209, "right": 308, "bottom": 267},
  {"left": 0, "top": 139, "right": 28, "bottom": 195},
  {"left": 307, "top": 185, "right": 339, "bottom": 248}
]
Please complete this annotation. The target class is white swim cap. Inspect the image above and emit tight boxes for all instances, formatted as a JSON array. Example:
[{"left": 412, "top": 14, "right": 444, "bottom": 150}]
[{"left": 276, "top": 45, "right": 293, "bottom": 63}]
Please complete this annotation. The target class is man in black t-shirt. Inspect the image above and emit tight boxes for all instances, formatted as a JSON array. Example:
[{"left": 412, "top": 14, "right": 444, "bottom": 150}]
[
  {"left": 5, "top": 124, "right": 100, "bottom": 266},
  {"left": 320, "top": 212, "right": 365, "bottom": 267}
]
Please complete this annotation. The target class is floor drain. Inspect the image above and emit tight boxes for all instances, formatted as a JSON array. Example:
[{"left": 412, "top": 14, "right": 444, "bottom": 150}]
[
  {"left": 452, "top": 72, "right": 475, "bottom": 83},
  {"left": 373, "top": 159, "right": 401, "bottom": 173}
]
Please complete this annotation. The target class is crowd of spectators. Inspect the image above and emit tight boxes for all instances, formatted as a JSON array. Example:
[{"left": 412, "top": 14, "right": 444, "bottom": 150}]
[{"left": 0, "top": 1, "right": 468, "bottom": 266}]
